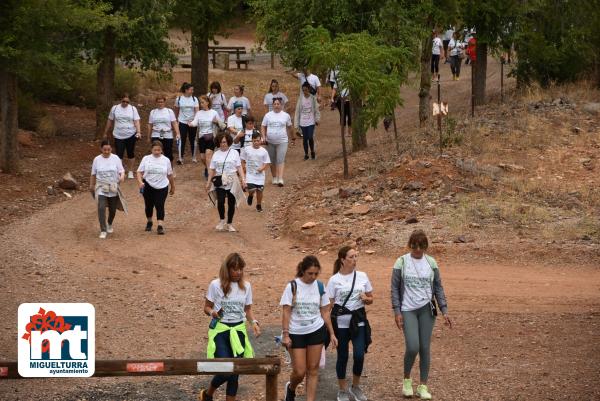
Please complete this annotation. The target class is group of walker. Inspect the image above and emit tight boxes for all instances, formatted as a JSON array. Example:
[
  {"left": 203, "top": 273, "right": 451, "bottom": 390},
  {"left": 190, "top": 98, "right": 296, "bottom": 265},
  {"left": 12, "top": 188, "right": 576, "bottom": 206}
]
[
  {"left": 91, "top": 73, "right": 330, "bottom": 238},
  {"left": 199, "top": 230, "right": 452, "bottom": 401},
  {"left": 431, "top": 26, "right": 477, "bottom": 81}
]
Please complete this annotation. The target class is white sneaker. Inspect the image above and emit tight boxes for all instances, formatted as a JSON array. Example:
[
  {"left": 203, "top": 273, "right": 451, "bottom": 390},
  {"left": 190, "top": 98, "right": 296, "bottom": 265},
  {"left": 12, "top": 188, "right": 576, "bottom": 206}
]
[
  {"left": 99, "top": 232, "right": 107, "bottom": 239},
  {"left": 215, "top": 220, "right": 226, "bottom": 231},
  {"left": 192, "top": 158, "right": 198, "bottom": 163},
  {"left": 127, "top": 171, "right": 134, "bottom": 179},
  {"left": 272, "top": 177, "right": 278, "bottom": 185},
  {"left": 278, "top": 178, "right": 284, "bottom": 187},
  {"left": 349, "top": 385, "right": 368, "bottom": 401},
  {"left": 337, "top": 390, "right": 350, "bottom": 401},
  {"left": 227, "top": 224, "right": 237, "bottom": 232},
  {"left": 106, "top": 224, "right": 114, "bottom": 234}
]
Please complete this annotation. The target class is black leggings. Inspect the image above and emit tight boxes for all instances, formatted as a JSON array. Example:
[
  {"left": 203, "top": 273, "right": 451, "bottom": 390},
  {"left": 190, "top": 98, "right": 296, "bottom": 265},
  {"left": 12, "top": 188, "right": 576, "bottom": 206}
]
[
  {"left": 216, "top": 187, "right": 236, "bottom": 223},
  {"left": 178, "top": 123, "right": 197, "bottom": 158},
  {"left": 450, "top": 55, "right": 462, "bottom": 77},
  {"left": 431, "top": 54, "right": 440, "bottom": 74},
  {"left": 143, "top": 182, "right": 168, "bottom": 220}
]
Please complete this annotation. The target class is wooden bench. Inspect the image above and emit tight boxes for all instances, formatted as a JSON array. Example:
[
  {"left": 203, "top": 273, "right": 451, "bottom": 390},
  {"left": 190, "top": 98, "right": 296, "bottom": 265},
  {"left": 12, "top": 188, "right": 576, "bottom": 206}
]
[{"left": 208, "top": 46, "right": 251, "bottom": 69}]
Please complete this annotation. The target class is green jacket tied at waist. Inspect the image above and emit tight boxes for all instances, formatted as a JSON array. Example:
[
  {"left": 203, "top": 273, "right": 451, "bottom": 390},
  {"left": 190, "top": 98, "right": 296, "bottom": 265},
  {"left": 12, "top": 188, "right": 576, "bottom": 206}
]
[{"left": 207, "top": 321, "right": 254, "bottom": 359}]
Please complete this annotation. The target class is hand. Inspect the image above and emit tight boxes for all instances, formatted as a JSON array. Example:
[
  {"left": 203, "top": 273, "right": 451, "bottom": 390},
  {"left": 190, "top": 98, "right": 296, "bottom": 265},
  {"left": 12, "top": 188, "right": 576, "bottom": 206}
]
[
  {"left": 138, "top": 182, "right": 145, "bottom": 190},
  {"left": 359, "top": 292, "right": 370, "bottom": 303},
  {"left": 282, "top": 334, "right": 291, "bottom": 349},
  {"left": 329, "top": 334, "right": 338, "bottom": 349},
  {"left": 210, "top": 309, "right": 220, "bottom": 319},
  {"left": 169, "top": 187, "right": 175, "bottom": 196},
  {"left": 443, "top": 314, "right": 453, "bottom": 329},
  {"left": 315, "top": 121, "right": 319, "bottom": 126},
  {"left": 176, "top": 134, "right": 180, "bottom": 140},
  {"left": 135, "top": 133, "right": 141, "bottom": 139},
  {"left": 395, "top": 314, "right": 403, "bottom": 331},
  {"left": 252, "top": 322, "right": 261, "bottom": 337}
]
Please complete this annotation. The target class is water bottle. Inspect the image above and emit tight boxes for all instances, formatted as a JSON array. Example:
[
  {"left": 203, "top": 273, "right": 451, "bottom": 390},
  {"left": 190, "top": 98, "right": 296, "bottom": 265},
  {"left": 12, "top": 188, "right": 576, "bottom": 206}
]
[{"left": 274, "top": 335, "right": 291, "bottom": 365}]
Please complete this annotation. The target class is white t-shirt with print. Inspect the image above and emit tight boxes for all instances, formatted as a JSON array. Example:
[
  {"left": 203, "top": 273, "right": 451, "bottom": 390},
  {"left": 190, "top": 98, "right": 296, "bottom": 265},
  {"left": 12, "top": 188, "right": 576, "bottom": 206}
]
[
  {"left": 189, "top": 109, "right": 221, "bottom": 137},
  {"left": 208, "top": 92, "right": 227, "bottom": 120},
  {"left": 210, "top": 148, "right": 241, "bottom": 190},
  {"left": 280, "top": 279, "right": 329, "bottom": 335},
  {"left": 299, "top": 95, "right": 316, "bottom": 127},
  {"left": 432, "top": 37, "right": 443, "bottom": 55},
  {"left": 108, "top": 104, "right": 140, "bottom": 139},
  {"left": 401, "top": 255, "right": 434, "bottom": 312},
  {"left": 241, "top": 146, "right": 270, "bottom": 186},
  {"left": 206, "top": 279, "right": 252, "bottom": 323},
  {"left": 227, "top": 96, "right": 251, "bottom": 115},
  {"left": 137, "top": 154, "right": 172, "bottom": 189},
  {"left": 326, "top": 270, "right": 373, "bottom": 329},
  {"left": 263, "top": 92, "right": 289, "bottom": 112},
  {"left": 297, "top": 73, "right": 321, "bottom": 91},
  {"left": 448, "top": 39, "right": 464, "bottom": 56},
  {"left": 227, "top": 114, "right": 244, "bottom": 150},
  {"left": 242, "top": 129, "right": 255, "bottom": 149},
  {"left": 175, "top": 95, "right": 199, "bottom": 123},
  {"left": 262, "top": 111, "right": 292, "bottom": 145},
  {"left": 91, "top": 154, "right": 124, "bottom": 197},
  {"left": 149, "top": 108, "right": 176, "bottom": 139}
]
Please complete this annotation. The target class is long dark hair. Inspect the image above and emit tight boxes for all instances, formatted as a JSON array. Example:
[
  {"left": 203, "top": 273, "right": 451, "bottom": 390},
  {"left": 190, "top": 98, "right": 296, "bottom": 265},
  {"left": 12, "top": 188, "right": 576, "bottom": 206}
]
[
  {"left": 268, "top": 79, "right": 278, "bottom": 93},
  {"left": 180, "top": 82, "right": 193, "bottom": 93},
  {"left": 333, "top": 246, "right": 354, "bottom": 274},
  {"left": 296, "top": 255, "right": 321, "bottom": 277}
]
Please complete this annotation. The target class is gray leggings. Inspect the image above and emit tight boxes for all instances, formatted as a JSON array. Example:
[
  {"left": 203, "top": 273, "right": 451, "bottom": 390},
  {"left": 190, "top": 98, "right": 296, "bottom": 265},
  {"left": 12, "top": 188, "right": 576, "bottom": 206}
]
[
  {"left": 98, "top": 195, "right": 118, "bottom": 232},
  {"left": 402, "top": 303, "right": 436, "bottom": 382}
]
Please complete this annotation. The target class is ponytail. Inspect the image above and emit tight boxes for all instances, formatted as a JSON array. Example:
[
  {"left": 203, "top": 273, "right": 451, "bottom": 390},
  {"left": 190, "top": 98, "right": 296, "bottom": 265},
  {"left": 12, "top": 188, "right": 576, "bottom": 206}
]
[{"left": 333, "top": 245, "right": 354, "bottom": 274}]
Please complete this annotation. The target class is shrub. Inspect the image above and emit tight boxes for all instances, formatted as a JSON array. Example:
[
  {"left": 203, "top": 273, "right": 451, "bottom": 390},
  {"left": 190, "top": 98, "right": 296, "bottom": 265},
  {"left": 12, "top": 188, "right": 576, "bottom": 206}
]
[{"left": 17, "top": 92, "right": 44, "bottom": 131}]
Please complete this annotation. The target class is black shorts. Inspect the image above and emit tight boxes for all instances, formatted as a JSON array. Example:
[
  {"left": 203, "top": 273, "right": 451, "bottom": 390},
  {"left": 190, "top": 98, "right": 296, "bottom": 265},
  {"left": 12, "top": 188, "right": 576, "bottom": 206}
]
[
  {"left": 198, "top": 135, "right": 215, "bottom": 153},
  {"left": 114, "top": 135, "right": 136, "bottom": 159},
  {"left": 290, "top": 324, "right": 326, "bottom": 349},
  {"left": 247, "top": 183, "right": 264, "bottom": 192}
]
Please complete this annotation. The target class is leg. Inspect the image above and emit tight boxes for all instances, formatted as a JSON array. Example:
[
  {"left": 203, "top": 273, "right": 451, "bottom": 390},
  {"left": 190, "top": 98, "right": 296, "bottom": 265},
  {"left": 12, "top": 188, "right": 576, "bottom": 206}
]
[
  {"left": 207, "top": 331, "right": 243, "bottom": 398},
  {"left": 155, "top": 186, "right": 168, "bottom": 225},
  {"left": 189, "top": 127, "right": 198, "bottom": 160},
  {"left": 276, "top": 143, "right": 288, "bottom": 180},
  {"left": 304, "top": 125, "right": 315, "bottom": 155},
  {"left": 289, "top": 348, "right": 307, "bottom": 392},
  {"left": 456, "top": 57, "right": 462, "bottom": 78},
  {"left": 305, "top": 344, "right": 323, "bottom": 401},
  {"left": 226, "top": 190, "right": 236, "bottom": 224},
  {"left": 162, "top": 138, "right": 173, "bottom": 161},
  {"left": 417, "top": 306, "right": 436, "bottom": 384},
  {"left": 351, "top": 326, "right": 367, "bottom": 386},
  {"left": 256, "top": 188, "right": 263, "bottom": 206},
  {"left": 107, "top": 196, "right": 118, "bottom": 225},
  {"left": 335, "top": 328, "right": 351, "bottom": 390},
  {"left": 205, "top": 149, "right": 214, "bottom": 173},
  {"left": 142, "top": 183, "right": 154, "bottom": 221},
  {"left": 97, "top": 195, "right": 108, "bottom": 232},
  {"left": 402, "top": 309, "right": 420, "bottom": 379},
  {"left": 301, "top": 126, "right": 309, "bottom": 156},
  {"left": 178, "top": 123, "right": 188, "bottom": 158},
  {"left": 431, "top": 54, "right": 435, "bottom": 74},
  {"left": 216, "top": 188, "right": 227, "bottom": 221},
  {"left": 266, "top": 144, "right": 277, "bottom": 178},
  {"left": 113, "top": 138, "right": 126, "bottom": 160},
  {"left": 125, "top": 135, "right": 136, "bottom": 173}
]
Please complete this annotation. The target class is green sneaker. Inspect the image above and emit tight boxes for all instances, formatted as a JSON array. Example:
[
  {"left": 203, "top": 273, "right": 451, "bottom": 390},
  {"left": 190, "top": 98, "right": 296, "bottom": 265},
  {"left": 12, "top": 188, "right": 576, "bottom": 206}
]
[
  {"left": 402, "top": 378, "right": 414, "bottom": 397},
  {"left": 416, "top": 384, "right": 432, "bottom": 400}
]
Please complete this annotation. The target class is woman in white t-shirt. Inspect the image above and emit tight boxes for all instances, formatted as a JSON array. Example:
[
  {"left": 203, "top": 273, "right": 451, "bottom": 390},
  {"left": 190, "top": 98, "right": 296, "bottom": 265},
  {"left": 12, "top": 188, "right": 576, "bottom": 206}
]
[
  {"left": 391, "top": 230, "right": 453, "bottom": 400},
  {"left": 199, "top": 253, "right": 261, "bottom": 401},
  {"left": 294, "top": 82, "right": 321, "bottom": 161},
  {"left": 205, "top": 132, "right": 246, "bottom": 232},
  {"left": 431, "top": 30, "right": 444, "bottom": 76},
  {"left": 208, "top": 81, "right": 227, "bottom": 120},
  {"left": 90, "top": 139, "right": 125, "bottom": 239},
  {"left": 174, "top": 82, "right": 199, "bottom": 164},
  {"left": 148, "top": 95, "right": 180, "bottom": 162},
  {"left": 226, "top": 102, "right": 245, "bottom": 153},
  {"left": 188, "top": 95, "right": 223, "bottom": 179},
  {"left": 103, "top": 93, "right": 141, "bottom": 179},
  {"left": 136, "top": 141, "right": 175, "bottom": 235},
  {"left": 227, "top": 85, "right": 251, "bottom": 116},
  {"left": 263, "top": 79, "right": 289, "bottom": 113},
  {"left": 261, "top": 98, "right": 293, "bottom": 187},
  {"left": 280, "top": 255, "right": 338, "bottom": 401},
  {"left": 327, "top": 247, "right": 373, "bottom": 401},
  {"left": 448, "top": 31, "right": 465, "bottom": 80}
]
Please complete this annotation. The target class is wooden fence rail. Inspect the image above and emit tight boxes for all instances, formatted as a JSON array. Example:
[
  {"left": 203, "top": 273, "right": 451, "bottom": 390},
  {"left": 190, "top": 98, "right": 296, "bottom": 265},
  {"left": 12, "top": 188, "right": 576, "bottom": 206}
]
[{"left": 0, "top": 357, "right": 280, "bottom": 401}]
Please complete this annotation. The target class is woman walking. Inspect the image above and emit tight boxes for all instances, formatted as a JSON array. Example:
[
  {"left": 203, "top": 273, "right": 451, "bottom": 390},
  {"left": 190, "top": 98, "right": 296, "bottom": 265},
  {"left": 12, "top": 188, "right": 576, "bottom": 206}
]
[
  {"left": 227, "top": 102, "right": 245, "bottom": 153},
  {"left": 391, "top": 230, "right": 453, "bottom": 400},
  {"left": 188, "top": 95, "right": 223, "bottom": 179},
  {"left": 174, "top": 82, "right": 199, "bottom": 164},
  {"left": 280, "top": 255, "right": 337, "bottom": 401},
  {"left": 148, "top": 96, "right": 180, "bottom": 162},
  {"left": 261, "top": 98, "right": 293, "bottom": 186},
  {"left": 294, "top": 82, "right": 321, "bottom": 160},
  {"left": 206, "top": 132, "right": 246, "bottom": 232},
  {"left": 90, "top": 139, "right": 126, "bottom": 239},
  {"left": 136, "top": 141, "right": 175, "bottom": 235},
  {"left": 103, "top": 93, "right": 141, "bottom": 179},
  {"left": 263, "top": 79, "right": 289, "bottom": 113},
  {"left": 199, "top": 252, "right": 261, "bottom": 401},
  {"left": 208, "top": 81, "right": 227, "bottom": 121},
  {"left": 448, "top": 31, "right": 465, "bottom": 81},
  {"left": 227, "top": 85, "right": 251, "bottom": 116},
  {"left": 327, "top": 246, "right": 373, "bottom": 401}
]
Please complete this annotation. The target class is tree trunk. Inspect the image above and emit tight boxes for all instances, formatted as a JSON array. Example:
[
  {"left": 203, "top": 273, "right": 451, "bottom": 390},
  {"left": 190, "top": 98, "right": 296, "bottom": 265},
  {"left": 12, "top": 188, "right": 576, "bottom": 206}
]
[
  {"left": 350, "top": 97, "right": 367, "bottom": 151},
  {"left": 191, "top": 27, "right": 209, "bottom": 95},
  {"left": 96, "top": 28, "right": 116, "bottom": 139},
  {"left": 419, "top": 36, "right": 433, "bottom": 127},
  {"left": 0, "top": 68, "right": 19, "bottom": 173},
  {"left": 474, "top": 42, "right": 487, "bottom": 106}
]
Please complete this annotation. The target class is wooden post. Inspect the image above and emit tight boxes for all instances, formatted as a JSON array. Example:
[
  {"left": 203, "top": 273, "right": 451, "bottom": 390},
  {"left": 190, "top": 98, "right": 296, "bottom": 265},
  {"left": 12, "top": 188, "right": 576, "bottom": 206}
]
[
  {"left": 437, "top": 74, "right": 442, "bottom": 156},
  {"left": 266, "top": 373, "right": 277, "bottom": 401},
  {"left": 211, "top": 47, "right": 216, "bottom": 69},
  {"left": 270, "top": 53, "right": 275, "bottom": 69},
  {"left": 340, "top": 97, "right": 349, "bottom": 179},
  {"left": 500, "top": 57, "right": 505, "bottom": 104},
  {"left": 391, "top": 109, "right": 399, "bottom": 154},
  {"left": 471, "top": 59, "right": 476, "bottom": 117}
]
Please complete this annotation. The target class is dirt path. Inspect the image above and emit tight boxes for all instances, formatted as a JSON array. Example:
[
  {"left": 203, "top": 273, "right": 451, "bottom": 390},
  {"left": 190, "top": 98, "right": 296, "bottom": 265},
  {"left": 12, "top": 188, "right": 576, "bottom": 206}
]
[{"left": 1, "top": 61, "right": 599, "bottom": 401}]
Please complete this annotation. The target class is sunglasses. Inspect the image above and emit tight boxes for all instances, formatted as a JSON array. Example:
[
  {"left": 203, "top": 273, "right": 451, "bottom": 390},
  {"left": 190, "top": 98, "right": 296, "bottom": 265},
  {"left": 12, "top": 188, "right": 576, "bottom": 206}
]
[{"left": 121, "top": 100, "right": 130, "bottom": 103}]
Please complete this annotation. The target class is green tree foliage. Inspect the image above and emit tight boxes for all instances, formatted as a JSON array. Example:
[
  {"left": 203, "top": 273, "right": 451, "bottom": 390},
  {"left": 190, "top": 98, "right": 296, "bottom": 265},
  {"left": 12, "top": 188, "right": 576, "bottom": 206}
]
[{"left": 513, "top": 0, "right": 600, "bottom": 87}]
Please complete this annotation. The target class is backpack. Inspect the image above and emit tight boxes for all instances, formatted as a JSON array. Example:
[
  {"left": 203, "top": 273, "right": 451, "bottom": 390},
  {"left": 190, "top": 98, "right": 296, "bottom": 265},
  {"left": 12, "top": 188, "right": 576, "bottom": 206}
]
[{"left": 289, "top": 279, "right": 325, "bottom": 307}]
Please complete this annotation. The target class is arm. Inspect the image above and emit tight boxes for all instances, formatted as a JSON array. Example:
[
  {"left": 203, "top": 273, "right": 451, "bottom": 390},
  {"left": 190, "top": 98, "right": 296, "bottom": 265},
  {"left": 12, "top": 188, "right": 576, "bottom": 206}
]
[
  {"left": 233, "top": 130, "right": 244, "bottom": 144},
  {"left": 134, "top": 119, "right": 141, "bottom": 139},
  {"left": 237, "top": 164, "right": 246, "bottom": 189},
  {"left": 391, "top": 266, "right": 404, "bottom": 330},
  {"left": 321, "top": 305, "right": 338, "bottom": 348},
  {"left": 136, "top": 169, "right": 145, "bottom": 190},
  {"left": 172, "top": 120, "right": 180, "bottom": 139},
  {"left": 433, "top": 268, "right": 452, "bottom": 328},
  {"left": 204, "top": 299, "right": 220, "bottom": 319},
  {"left": 359, "top": 291, "right": 374, "bottom": 305},
  {"left": 188, "top": 113, "right": 199, "bottom": 127},
  {"left": 287, "top": 123, "right": 295, "bottom": 145},
  {"left": 244, "top": 305, "right": 261, "bottom": 337},
  {"left": 168, "top": 173, "right": 175, "bottom": 195},
  {"left": 281, "top": 305, "right": 292, "bottom": 348},
  {"left": 147, "top": 123, "right": 153, "bottom": 141},
  {"left": 259, "top": 162, "right": 270, "bottom": 173},
  {"left": 89, "top": 175, "right": 96, "bottom": 195},
  {"left": 260, "top": 124, "right": 267, "bottom": 144},
  {"left": 103, "top": 119, "right": 113, "bottom": 139},
  {"left": 205, "top": 168, "right": 216, "bottom": 191}
]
